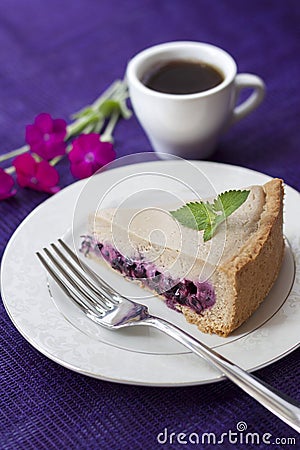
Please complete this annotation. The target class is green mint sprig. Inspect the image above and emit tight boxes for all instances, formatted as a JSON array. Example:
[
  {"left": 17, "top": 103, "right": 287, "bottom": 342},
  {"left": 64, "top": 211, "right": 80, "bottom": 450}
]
[{"left": 170, "top": 189, "right": 250, "bottom": 242}]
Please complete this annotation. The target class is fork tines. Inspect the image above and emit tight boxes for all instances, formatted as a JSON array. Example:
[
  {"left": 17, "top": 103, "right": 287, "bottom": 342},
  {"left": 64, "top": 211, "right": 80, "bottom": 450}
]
[{"left": 36, "top": 239, "right": 120, "bottom": 317}]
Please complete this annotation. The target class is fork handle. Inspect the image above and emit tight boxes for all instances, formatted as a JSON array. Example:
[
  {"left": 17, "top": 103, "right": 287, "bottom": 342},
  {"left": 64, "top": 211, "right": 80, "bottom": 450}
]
[{"left": 144, "top": 316, "right": 300, "bottom": 433}]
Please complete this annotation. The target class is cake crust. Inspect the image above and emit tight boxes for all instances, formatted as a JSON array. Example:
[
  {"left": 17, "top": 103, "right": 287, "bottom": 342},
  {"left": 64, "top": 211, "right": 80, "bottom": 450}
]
[
  {"left": 85, "top": 178, "right": 284, "bottom": 337},
  {"left": 182, "top": 178, "right": 284, "bottom": 336}
]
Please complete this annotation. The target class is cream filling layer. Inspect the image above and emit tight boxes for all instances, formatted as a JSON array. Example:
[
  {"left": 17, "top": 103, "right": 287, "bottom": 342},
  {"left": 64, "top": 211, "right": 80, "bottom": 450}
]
[{"left": 89, "top": 185, "right": 265, "bottom": 282}]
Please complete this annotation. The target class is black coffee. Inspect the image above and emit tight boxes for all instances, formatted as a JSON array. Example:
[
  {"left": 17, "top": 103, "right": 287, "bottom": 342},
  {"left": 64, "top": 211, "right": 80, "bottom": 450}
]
[{"left": 142, "top": 59, "right": 224, "bottom": 95}]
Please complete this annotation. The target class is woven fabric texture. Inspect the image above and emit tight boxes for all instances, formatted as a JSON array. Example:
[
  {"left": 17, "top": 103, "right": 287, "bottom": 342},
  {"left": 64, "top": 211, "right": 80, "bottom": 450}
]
[{"left": 0, "top": 1, "right": 299, "bottom": 449}]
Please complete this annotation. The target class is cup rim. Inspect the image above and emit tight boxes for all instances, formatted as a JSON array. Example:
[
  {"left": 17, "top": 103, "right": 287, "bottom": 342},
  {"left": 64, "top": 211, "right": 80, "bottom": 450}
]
[{"left": 126, "top": 41, "right": 237, "bottom": 99}]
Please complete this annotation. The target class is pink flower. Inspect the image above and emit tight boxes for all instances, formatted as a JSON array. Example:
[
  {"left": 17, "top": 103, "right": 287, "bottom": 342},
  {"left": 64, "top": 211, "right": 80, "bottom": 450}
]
[
  {"left": 14, "top": 153, "right": 60, "bottom": 194},
  {"left": 68, "top": 133, "right": 116, "bottom": 179},
  {"left": 25, "top": 113, "right": 67, "bottom": 160},
  {"left": 0, "top": 168, "right": 17, "bottom": 200}
]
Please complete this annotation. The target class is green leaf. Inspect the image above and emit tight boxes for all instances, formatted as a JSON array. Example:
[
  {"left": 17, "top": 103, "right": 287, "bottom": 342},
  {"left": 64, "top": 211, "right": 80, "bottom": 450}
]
[
  {"left": 170, "top": 189, "right": 250, "bottom": 242},
  {"left": 170, "top": 201, "right": 215, "bottom": 231},
  {"left": 203, "top": 224, "right": 213, "bottom": 242},
  {"left": 214, "top": 190, "right": 250, "bottom": 217},
  {"left": 170, "top": 205, "right": 200, "bottom": 230}
]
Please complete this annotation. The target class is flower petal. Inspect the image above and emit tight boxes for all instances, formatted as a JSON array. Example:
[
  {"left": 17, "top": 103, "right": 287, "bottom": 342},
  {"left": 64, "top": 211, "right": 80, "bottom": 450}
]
[
  {"left": 14, "top": 153, "right": 37, "bottom": 177},
  {"left": 31, "top": 142, "right": 48, "bottom": 159},
  {"left": 48, "top": 142, "right": 66, "bottom": 157},
  {"left": 68, "top": 134, "right": 116, "bottom": 179},
  {"left": 13, "top": 151, "right": 60, "bottom": 194},
  {"left": 32, "top": 140, "right": 66, "bottom": 160},
  {"left": 68, "top": 141, "right": 86, "bottom": 163},
  {"left": 95, "top": 141, "right": 116, "bottom": 166},
  {"left": 43, "top": 141, "right": 66, "bottom": 160},
  {"left": 26, "top": 113, "right": 67, "bottom": 160},
  {"left": 0, "top": 169, "right": 17, "bottom": 200},
  {"left": 70, "top": 161, "right": 94, "bottom": 179},
  {"left": 25, "top": 124, "right": 43, "bottom": 146},
  {"left": 35, "top": 113, "right": 53, "bottom": 133},
  {"left": 0, "top": 188, "right": 17, "bottom": 200},
  {"left": 52, "top": 118, "right": 67, "bottom": 139},
  {"left": 80, "top": 133, "right": 100, "bottom": 152},
  {"left": 47, "top": 185, "right": 61, "bottom": 194},
  {"left": 36, "top": 160, "right": 59, "bottom": 187},
  {"left": 15, "top": 173, "right": 31, "bottom": 188}
]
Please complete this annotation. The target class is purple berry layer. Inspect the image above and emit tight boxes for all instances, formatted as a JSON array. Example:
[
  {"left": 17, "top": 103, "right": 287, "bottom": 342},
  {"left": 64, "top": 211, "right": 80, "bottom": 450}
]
[{"left": 80, "top": 236, "right": 216, "bottom": 314}]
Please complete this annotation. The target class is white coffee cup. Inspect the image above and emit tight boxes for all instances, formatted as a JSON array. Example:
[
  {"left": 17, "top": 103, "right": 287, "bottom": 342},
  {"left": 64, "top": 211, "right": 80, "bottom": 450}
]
[{"left": 126, "top": 41, "right": 265, "bottom": 159}]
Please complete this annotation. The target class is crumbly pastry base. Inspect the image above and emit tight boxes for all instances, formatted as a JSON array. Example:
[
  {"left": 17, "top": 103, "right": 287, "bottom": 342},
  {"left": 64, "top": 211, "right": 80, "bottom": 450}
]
[
  {"left": 87, "top": 178, "right": 284, "bottom": 337},
  {"left": 182, "top": 178, "right": 284, "bottom": 336}
]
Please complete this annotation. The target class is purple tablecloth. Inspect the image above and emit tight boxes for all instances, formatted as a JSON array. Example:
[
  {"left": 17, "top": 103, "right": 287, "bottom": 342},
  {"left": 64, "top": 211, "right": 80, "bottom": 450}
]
[{"left": 0, "top": 1, "right": 299, "bottom": 449}]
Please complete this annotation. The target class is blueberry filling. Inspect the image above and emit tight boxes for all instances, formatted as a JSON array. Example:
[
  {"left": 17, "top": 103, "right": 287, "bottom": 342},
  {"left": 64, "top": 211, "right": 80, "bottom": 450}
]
[{"left": 80, "top": 235, "right": 216, "bottom": 314}]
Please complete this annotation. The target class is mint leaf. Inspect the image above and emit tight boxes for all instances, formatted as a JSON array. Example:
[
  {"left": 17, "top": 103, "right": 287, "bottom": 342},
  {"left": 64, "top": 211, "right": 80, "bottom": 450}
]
[
  {"left": 203, "top": 214, "right": 225, "bottom": 242},
  {"left": 213, "top": 190, "right": 250, "bottom": 217},
  {"left": 203, "top": 221, "right": 215, "bottom": 242},
  {"left": 170, "top": 201, "right": 212, "bottom": 231},
  {"left": 170, "top": 189, "right": 250, "bottom": 241}
]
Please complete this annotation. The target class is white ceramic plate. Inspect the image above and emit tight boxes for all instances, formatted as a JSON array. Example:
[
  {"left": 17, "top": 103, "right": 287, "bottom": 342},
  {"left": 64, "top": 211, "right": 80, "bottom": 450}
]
[{"left": 1, "top": 160, "right": 299, "bottom": 386}]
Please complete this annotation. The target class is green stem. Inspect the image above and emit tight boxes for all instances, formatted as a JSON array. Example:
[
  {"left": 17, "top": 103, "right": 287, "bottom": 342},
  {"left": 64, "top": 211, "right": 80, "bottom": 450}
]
[
  {"left": 101, "top": 110, "right": 120, "bottom": 143},
  {"left": 66, "top": 117, "right": 94, "bottom": 137},
  {"left": 92, "top": 80, "right": 122, "bottom": 110},
  {"left": 5, "top": 166, "right": 15, "bottom": 174},
  {"left": 49, "top": 155, "right": 64, "bottom": 167},
  {"left": 66, "top": 79, "right": 123, "bottom": 139},
  {"left": 0, "top": 144, "right": 29, "bottom": 163}
]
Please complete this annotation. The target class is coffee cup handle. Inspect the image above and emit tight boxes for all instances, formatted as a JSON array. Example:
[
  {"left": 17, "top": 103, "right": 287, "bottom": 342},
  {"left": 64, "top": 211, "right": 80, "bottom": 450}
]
[{"left": 231, "top": 73, "right": 265, "bottom": 125}]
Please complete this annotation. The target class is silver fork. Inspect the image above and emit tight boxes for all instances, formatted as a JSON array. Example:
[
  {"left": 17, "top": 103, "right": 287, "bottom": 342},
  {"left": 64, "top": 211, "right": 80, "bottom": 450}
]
[{"left": 36, "top": 238, "right": 300, "bottom": 433}]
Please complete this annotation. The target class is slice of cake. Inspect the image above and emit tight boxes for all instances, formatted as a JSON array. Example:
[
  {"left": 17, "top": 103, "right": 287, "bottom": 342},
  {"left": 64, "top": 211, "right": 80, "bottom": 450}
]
[{"left": 81, "top": 178, "right": 284, "bottom": 336}]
